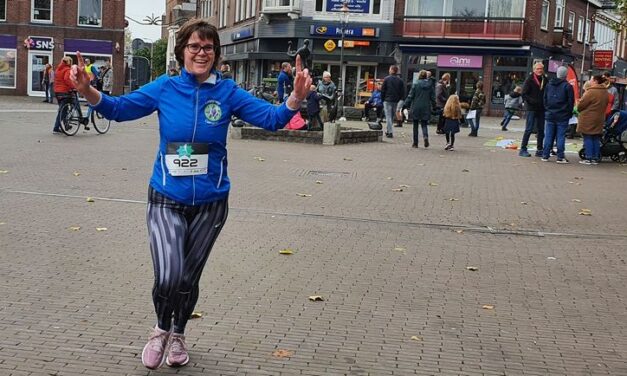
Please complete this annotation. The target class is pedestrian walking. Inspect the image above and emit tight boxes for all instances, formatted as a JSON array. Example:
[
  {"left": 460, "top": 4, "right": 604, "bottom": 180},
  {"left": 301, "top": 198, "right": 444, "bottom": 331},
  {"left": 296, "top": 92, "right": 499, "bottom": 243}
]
[
  {"left": 402, "top": 70, "right": 435, "bottom": 148},
  {"left": 577, "top": 75, "right": 610, "bottom": 165},
  {"left": 69, "top": 18, "right": 312, "bottom": 370},
  {"left": 435, "top": 73, "right": 451, "bottom": 134},
  {"left": 380, "top": 65, "right": 405, "bottom": 138},
  {"left": 466, "top": 81, "right": 486, "bottom": 137},
  {"left": 519, "top": 62, "right": 546, "bottom": 157},
  {"left": 501, "top": 86, "right": 523, "bottom": 131},
  {"left": 541, "top": 66, "right": 574, "bottom": 163},
  {"left": 602, "top": 71, "right": 619, "bottom": 116},
  {"left": 442, "top": 94, "right": 462, "bottom": 151},
  {"left": 52, "top": 56, "right": 75, "bottom": 134}
]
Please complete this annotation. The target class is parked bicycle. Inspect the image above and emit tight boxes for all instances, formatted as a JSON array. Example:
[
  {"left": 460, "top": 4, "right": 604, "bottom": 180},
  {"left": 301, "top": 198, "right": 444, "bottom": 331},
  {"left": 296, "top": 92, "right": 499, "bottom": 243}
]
[{"left": 59, "top": 91, "right": 110, "bottom": 136}]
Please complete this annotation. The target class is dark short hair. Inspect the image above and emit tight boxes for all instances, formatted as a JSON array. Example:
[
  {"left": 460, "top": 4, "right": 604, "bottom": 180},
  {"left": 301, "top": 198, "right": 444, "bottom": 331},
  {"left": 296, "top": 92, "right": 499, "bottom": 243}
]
[
  {"left": 592, "top": 75, "right": 607, "bottom": 85},
  {"left": 389, "top": 65, "right": 399, "bottom": 74},
  {"left": 174, "top": 18, "right": 221, "bottom": 69},
  {"left": 602, "top": 71, "right": 611, "bottom": 78}
]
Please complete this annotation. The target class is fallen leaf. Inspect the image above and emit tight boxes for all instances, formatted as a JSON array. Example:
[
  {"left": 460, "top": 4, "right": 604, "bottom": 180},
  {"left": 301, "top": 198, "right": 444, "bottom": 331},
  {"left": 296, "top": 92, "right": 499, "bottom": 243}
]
[
  {"left": 190, "top": 312, "right": 202, "bottom": 319},
  {"left": 417, "top": 163, "right": 425, "bottom": 166},
  {"left": 456, "top": 230, "right": 464, "bottom": 234},
  {"left": 508, "top": 223, "right": 516, "bottom": 227},
  {"left": 393, "top": 247, "right": 406, "bottom": 252},
  {"left": 296, "top": 193, "right": 312, "bottom": 197},
  {"left": 0, "top": 170, "right": 8, "bottom": 174},
  {"left": 343, "top": 157, "right": 353, "bottom": 161},
  {"left": 315, "top": 180, "right": 323, "bottom": 184},
  {"left": 392, "top": 188, "right": 404, "bottom": 192},
  {"left": 568, "top": 181, "right": 575, "bottom": 184},
  {"left": 428, "top": 182, "right": 439, "bottom": 187},
  {"left": 0, "top": 222, "right": 6, "bottom": 225},
  {"left": 253, "top": 156, "right": 265, "bottom": 161},
  {"left": 399, "top": 184, "right": 410, "bottom": 188},
  {"left": 73, "top": 171, "right": 81, "bottom": 176},
  {"left": 86, "top": 197, "right": 95, "bottom": 203},
  {"left": 279, "top": 249, "right": 294, "bottom": 255},
  {"left": 96, "top": 227, "right": 108, "bottom": 231},
  {"left": 462, "top": 169, "right": 470, "bottom": 172},
  {"left": 447, "top": 198, "right": 459, "bottom": 201},
  {"left": 547, "top": 256, "right": 557, "bottom": 260},
  {"left": 531, "top": 161, "right": 537, "bottom": 164},
  {"left": 69, "top": 226, "right": 81, "bottom": 231},
  {"left": 386, "top": 177, "right": 394, "bottom": 180},
  {"left": 571, "top": 199, "right": 582, "bottom": 203},
  {"left": 579, "top": 209, "right": 592, "bottom": 216},
  {"left": 466, "top": 266, "right": 479, "bottom": 271},
  {"left": 520, "top": 201, "right": 528, "bottom": 205},
  {"left": 308, "top": 295, "right": 324, "bottom": 301},
  {"left": 482, "top": 304, "right": 494, "bottom": 310},
  {"left": 272, "top": 349, "right": 294, "bottom": 358},
  {"left": 574, "top": 176, "right": 583, "bottom": 180},
  {"left": 410, "top": 336, "right": 423, "bottom": 341}
]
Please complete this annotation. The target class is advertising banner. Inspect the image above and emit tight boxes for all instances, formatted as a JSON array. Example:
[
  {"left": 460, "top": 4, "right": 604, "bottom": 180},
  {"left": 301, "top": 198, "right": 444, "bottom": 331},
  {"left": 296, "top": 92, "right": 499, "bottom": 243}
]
[
  {"left": 593, "top": 50, "right": 613, "bottom": 69},
  {"left": 437, "top": 55, "right": 483, "bottom": 69},
  {"left": 326, "top": 0, "right": 370, "bottom": 13},
  {"left": 0, "top": 48, "right": 17, "bottom": 88},
  {"left": 566, "top": 64, "right": 580, "bottom": 102}
]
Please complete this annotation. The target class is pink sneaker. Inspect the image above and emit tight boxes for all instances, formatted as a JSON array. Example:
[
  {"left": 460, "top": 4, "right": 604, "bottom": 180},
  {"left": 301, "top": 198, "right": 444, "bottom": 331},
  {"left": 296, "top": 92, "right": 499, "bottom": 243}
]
[
  {"left": 166, "top": 333, "right": 190, "bottom": 367},
  {"left": 141, "top": 326, "right": 170, "bottom": 369}
]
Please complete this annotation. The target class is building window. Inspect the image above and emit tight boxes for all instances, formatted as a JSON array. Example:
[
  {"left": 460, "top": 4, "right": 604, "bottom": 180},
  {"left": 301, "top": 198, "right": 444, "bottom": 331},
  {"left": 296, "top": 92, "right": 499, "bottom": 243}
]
[
  {"left": 0, "top": 48, "right": 17, "bottom": 88},
  {"left": 0, "top": 0, "right": 6, "bottom": 21},
  {"left": 32, "top": 0, "right": 52, "bottom": 23},
  {"left": 585, "top": 19, "right": 591, "bottom": 43},
  {"left": 314, "top": 0, "right": 381, "bottom": 15},
  {"left": 219, "top": 0, "right": 227, "bottom": 27},
  {"left": 567, "top": 11, "right": 575, "bottom": 34},
  {"left": 554, "top": 0, "right": 564, "bottom": 28},
  {"left": 491, "top": 57, "right": 528, "bottom": 105},
  {"left": 78, "top": 0, "right": 102, "bottom": 27},
  {"left": 405, "top": 0, "right": 524, "bottom": 18},
  {"left": 488, "top": 0, "right": 524, "bottom": 18},
  {"left": 540, "top": 0, "right": 549, "bottom": 30},
  {"left": 577, "top": 16, "right": 584, "bottom": 42},
  {"left": 200, "top": 0, "right": 209, "bottom": 18}
]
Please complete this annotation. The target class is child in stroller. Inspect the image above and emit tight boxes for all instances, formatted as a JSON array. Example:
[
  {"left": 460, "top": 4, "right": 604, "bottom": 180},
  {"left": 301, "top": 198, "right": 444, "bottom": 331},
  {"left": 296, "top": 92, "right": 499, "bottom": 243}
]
[{"left": 579, "top": 110, "right": 627, "bottom": 163}]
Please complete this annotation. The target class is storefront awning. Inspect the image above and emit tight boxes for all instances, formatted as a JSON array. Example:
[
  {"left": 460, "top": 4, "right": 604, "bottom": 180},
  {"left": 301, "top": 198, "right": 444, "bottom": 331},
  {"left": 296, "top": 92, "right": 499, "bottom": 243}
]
[{"left": 399, "top": 44, "right": 531, "bottom": 56}]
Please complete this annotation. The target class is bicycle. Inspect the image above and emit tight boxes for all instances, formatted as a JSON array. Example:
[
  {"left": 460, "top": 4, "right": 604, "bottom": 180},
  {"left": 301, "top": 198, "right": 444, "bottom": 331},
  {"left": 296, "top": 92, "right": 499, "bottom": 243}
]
[{"left": 59, "top": 91, "right": 111, "bottom": 136}]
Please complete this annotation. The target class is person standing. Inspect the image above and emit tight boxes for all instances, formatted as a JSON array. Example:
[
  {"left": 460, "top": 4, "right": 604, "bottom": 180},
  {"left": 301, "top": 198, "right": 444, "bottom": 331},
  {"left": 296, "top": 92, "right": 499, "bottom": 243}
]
[
  {"left": 466, "top": 81, "right": 486, "bottom": 137},
  {"left": 602, "top": 71, "right": 619, "bottom": 116},
  {"left": 403, "top": 70, "right": 435, "bottom": 148},
  {"left": 52, "top": 56, "right": 75, "bottom": 134},
  {"left": 101, "top": 60, "right": 113, "bottom": 95},
  {"left": 70, "top": 18, "right": 311, "bottom": 369},
  {"left": 306, "top": 84, "right": 323, "bottom": 130},
  {"left": 442, "top": 94, "right": 463, "bottom": 151},
  {"left": 501, "top": 86, "right": 523, "bottom": 131},
  {"left": 380, "top": 65, "right": 405, "bottom": 138},
  {"left": 519, "top": 62, "right": 546, "bottom": 157},
  {"left": 577, "top": 75, "right": 609, "bottom": 165},
  {"left": 316, "top": 71, "right": 336, "bottom": 122},
  {"left": 435, "top": 73, "right": 451, "bottom": 134},
  {"left": 42, "top": 63, "right": 53, "bottom": 103},
  {"left": 277, "top": 62, "right": 293, "bottom": 103},
  {"left": 541, "top": 66, "right": 574, "bottom": 163}
]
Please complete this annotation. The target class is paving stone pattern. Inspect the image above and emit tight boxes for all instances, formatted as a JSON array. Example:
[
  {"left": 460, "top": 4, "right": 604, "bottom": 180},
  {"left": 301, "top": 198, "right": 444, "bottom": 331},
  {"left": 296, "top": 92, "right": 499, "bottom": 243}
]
[{"left": 1, "top": 98, "right": 627, "bottom": 375}]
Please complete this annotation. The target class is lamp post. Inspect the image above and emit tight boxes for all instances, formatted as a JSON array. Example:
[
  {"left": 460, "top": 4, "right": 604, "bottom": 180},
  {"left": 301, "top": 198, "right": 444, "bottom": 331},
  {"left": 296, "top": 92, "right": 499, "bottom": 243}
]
[
  {"left": 338, "top": 2, "right": 350, "bottom": 122},
  {"left": 142, "top": 37, "right": 155, "bottom": 81}
]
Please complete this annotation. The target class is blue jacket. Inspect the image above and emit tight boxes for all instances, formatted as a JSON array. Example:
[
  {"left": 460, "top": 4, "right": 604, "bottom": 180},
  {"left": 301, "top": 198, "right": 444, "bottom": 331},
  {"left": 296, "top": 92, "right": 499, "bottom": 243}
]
[
  {"left": 93, "top": 68, "right": 298, "bottom": 205},
  {"left": 544, "top": 78, "right": 574, "bottom": 123},
  {"left": 277, "top": 70, "right": 293, "bottom": 102},
  {"left": 306, "top": 90, "right": 321, "bottom": 116},
  {"left": 367, "top": 90, "right": 382, "bottom": 106}
]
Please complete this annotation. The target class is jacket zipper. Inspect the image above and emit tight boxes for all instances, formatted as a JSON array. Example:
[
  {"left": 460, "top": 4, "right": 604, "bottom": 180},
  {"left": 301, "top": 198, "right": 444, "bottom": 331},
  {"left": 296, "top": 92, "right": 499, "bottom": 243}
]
[
  {"left": 217, "top": 156, "right": 225, "bottom": 189},
  {"left": 192, "top": 86, "right": 199, "bottom": 205}
]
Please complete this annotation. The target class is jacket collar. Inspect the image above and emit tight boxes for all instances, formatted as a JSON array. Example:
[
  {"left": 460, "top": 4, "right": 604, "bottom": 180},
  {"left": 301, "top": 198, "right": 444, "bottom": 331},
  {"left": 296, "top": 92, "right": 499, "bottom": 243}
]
[{"left": 180, "top": 68, "right": 221, "bottom": 86}]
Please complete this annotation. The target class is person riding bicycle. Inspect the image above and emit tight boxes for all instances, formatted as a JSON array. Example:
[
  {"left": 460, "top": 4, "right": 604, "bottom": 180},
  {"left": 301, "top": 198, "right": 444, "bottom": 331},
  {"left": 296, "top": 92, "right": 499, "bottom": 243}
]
[
  {"left": 69, "top": 18, "right": 311, "bottom": 370},
  {"left": 52, "top": 56, "right": 75, "bottom": 134}
]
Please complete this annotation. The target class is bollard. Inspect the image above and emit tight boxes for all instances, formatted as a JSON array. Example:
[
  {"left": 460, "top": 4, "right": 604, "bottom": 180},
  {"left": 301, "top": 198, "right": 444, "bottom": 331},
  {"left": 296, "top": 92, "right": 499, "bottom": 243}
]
[{"left": 323, "top": 122, "right": 341, "bottom": 145}]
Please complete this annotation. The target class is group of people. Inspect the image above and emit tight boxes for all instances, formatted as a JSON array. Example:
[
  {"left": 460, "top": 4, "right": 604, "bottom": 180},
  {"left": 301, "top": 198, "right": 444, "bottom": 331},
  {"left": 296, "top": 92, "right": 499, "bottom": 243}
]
[{"left": 516, "top": 62, "right": 619, "bottom": 165}]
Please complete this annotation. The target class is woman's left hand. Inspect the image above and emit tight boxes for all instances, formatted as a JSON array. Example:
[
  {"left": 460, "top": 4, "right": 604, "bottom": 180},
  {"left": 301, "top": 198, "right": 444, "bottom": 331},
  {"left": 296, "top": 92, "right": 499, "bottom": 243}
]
[{"left": 291, "top": 54, "right": 312, "bottom": 101}]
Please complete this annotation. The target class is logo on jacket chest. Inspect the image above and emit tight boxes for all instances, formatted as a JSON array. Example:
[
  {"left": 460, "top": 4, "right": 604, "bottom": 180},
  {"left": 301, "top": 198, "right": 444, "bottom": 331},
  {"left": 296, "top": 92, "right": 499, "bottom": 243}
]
[{"left": 204, "top": 100, "right": 223, "bottom": 123}]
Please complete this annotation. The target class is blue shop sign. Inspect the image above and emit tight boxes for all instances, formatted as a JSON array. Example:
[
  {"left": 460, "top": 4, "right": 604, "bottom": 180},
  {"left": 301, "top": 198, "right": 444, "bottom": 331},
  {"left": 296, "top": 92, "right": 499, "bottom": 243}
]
[
  {"left": 232, "top": 26, "right": 254, "bottom": 41},
  {"left": 24, "top": 36, "right": 55, "bottom": 51},
  {"left": 310, "top": 25, "right": 378, "bottom": 38},
  {"left": 327, "top": 0, "right": 370, "bottom": 13}
]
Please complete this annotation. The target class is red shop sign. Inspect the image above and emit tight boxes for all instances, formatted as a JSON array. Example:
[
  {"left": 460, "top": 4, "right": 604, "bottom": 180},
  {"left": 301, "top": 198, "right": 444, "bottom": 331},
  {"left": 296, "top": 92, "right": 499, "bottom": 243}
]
[{"left": 593, "top": 50, "right": 613, "bottom": 69}]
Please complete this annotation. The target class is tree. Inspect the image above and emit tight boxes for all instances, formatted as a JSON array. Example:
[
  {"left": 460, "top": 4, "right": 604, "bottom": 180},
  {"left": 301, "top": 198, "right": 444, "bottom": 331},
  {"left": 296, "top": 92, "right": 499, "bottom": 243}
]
[{"left": 135, "top": 38, "right": 167, "bottom": 79}]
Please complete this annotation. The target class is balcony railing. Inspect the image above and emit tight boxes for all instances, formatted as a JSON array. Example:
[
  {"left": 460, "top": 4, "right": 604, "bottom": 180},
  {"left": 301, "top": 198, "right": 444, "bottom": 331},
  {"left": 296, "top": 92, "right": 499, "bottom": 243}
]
[
  {"left": 397, "top": 17, "right": 524, "bottom": 40},
  {"left": 262, "top": 0, "right": 301, "bottom": 14}
]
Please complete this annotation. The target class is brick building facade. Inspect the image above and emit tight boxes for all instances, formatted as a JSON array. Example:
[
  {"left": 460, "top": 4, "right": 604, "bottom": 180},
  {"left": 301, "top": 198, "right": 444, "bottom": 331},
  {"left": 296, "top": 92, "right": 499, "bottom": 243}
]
[{"left": 0, "top": 0, "right": 125, "bottom": 96}]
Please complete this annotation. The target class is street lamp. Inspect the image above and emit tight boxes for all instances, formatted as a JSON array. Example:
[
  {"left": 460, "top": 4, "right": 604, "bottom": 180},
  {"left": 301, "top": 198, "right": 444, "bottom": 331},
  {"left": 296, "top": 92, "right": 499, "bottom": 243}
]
[
  {"left": 338, "top": 2, "right": 350, "bottom": 122},
  {"left": 142, "top": 37, "right": 155, "bottom": 81}
]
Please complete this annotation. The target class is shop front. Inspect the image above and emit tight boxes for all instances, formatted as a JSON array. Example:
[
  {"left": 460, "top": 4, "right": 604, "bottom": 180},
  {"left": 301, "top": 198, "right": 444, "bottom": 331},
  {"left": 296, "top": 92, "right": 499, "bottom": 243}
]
[
  {"left": 24, "top": 36, "right": 55, "bottom": 97},
  {"left": 0, "top": 34, "right": 17, "bottom": 90}
]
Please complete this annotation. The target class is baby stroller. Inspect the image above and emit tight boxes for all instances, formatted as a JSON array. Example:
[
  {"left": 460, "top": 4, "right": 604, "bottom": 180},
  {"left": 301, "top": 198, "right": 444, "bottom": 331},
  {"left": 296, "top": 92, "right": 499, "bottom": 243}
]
[{"left": 578, "top": 111, "right": 627, "bottom": 163}]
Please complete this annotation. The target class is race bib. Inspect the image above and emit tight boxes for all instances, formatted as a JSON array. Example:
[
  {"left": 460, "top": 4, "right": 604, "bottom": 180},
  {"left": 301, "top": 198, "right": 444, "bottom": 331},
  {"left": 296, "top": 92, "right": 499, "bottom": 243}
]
[{"left": 165, "top": 143, "right": 209, "bottom": 176}]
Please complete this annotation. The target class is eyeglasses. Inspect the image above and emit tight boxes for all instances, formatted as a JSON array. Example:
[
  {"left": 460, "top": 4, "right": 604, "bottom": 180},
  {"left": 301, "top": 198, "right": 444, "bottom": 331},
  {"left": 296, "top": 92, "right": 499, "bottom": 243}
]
[{"left": 185, "top": 43, "right": 215, "bottom": 54}]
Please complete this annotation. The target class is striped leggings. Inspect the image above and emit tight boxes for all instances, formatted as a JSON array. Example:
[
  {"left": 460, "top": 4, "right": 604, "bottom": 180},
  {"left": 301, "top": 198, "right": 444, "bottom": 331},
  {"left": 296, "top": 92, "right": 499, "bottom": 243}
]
[{"left": 146, "top": 187, "right": 229, "bottom": 334}]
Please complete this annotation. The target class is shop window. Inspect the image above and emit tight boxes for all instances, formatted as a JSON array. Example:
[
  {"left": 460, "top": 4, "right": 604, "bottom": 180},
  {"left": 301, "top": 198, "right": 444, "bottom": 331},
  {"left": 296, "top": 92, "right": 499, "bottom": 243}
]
[
  {"left": 1, "top": 0, "right": 6, "bottom": 21},
  {"left": 585, "top": 19, "right": 591, "bottom": 44},
  {"left": 493, "top": 57, "right": 527, "bottom": 67},
  {"left": 32, "top": 0, "right": 52, "bottom": 23},
  {"left": 0, "top": 48, "right": 17, "bottom": 88},
  {"left": 487, "top": 0, "right": 524, "bottom": 18},
  {"left": 540, "top": 0, "right": 549, "bottom": 31},
  {"left": 219, "top": 0, "right": 227, "bottom": 28},
  {"left": 78, "top": 0, "right": 102, "bottom": 27},
  {"left": 491, "top": 71, "right": 526, "bottom": 105},
  {"left": 554, "top": 0, "right": 564, "bottom": 29},
  {"left": 568, "top": 11, "right": 575, "bottom": 34}
]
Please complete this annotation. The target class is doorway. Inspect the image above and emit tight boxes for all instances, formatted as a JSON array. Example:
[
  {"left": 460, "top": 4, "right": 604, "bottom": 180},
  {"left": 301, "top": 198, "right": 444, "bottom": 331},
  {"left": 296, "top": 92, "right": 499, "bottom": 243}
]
[{"left": 28, "top": 51, "right": 52, "bottom": 97}]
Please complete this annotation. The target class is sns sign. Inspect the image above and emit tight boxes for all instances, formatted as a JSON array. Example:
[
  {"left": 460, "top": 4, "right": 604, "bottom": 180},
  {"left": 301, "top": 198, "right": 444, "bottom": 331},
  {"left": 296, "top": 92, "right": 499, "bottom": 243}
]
[{"left": 24, "top": 37, "right": 55, "bottom": 51}]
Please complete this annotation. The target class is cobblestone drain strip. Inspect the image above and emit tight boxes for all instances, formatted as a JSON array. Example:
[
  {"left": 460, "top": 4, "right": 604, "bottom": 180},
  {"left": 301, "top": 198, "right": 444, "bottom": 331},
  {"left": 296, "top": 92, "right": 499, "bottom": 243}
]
[{"left": 4, "top": 188, "right": 627, "bottom": 241}]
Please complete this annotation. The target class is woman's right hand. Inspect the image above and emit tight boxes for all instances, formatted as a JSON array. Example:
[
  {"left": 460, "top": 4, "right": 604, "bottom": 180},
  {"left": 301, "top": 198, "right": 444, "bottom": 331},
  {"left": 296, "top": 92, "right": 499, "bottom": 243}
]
[{"left": 70, "top": 51, "right": 92, "bottom": 95}]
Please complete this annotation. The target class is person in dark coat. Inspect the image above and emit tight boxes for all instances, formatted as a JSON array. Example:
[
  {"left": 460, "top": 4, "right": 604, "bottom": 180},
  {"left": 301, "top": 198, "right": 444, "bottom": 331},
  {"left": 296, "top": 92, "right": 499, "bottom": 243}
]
[
  {"left": 381, "top": 65, "right": 405, "bottom": 138},
  {"left": 306, "top": 84, "right": 323, "bottom": 130},
  {"left": 435, "top": 73, "right": 451, "bottom": 134},
  {"left": 541, "top": 66, "right": 574, "bottom": 163},
  {"left": 403, "top": 70, "right": 435, "bottom": 148},
  {"left": 520, "top": 62, "right": 546, "bottom": 157}
]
